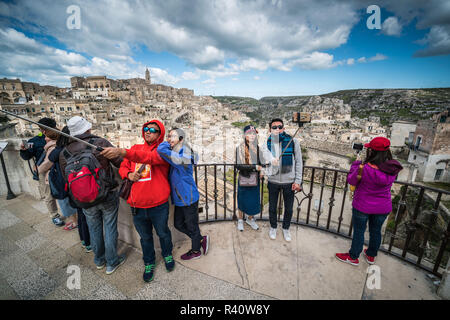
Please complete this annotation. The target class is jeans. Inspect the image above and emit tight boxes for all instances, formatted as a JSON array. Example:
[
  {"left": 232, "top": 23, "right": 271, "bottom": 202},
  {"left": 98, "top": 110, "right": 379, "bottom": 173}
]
[
  {"left": 132, "top": 202, "right": 173, "bottom": 265},
  {"left": 268, "top": 182, "right": 295, "bottom": 230},
  {"left": 349, "top": 208, "right": 389, "bottom": 259},
  {"left": 83, "top": 192, "right": 120, "bottom": 268},
  {"left": 77, "top": 208, "right": 90, "bottom": 246},
  {"left": 174, "top": 201, "right": 202, "bottom": 252}
]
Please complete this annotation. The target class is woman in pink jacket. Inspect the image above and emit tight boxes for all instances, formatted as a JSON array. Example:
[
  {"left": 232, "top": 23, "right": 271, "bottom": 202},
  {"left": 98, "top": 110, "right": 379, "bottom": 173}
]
[{"left": 336, "top": 137, "right": 403, "bottom": 266}]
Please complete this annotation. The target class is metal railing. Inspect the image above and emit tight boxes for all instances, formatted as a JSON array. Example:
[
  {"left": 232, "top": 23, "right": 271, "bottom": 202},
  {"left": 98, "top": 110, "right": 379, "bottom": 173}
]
[{"left": 193, "top": 164, "right": 450, "bottom": 278}]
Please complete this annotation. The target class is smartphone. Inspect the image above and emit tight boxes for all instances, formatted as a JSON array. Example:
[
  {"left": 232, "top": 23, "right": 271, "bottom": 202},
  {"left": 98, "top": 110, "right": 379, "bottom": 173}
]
[{"left": 22, "top": 140, "right": 29, "bottom": 149}]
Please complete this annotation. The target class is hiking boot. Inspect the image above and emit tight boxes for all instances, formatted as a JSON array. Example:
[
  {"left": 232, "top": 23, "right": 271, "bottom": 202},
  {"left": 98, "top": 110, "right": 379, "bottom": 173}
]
[
  {"left": 237, "top": 219, "right": 244, "bottom": 231},
  {"left": 364, "top": 249, "right": 375, "bottom": 265},
  {"left": 282, "top": 228, "right": 291, "bottom": 242},
  {"left": 269, "top": 227, "right": 277, "bottom": 240},
  {"left": 181, "top": 249, "right": 201, "bottom": 261},
  {"left": 246, "top": 218, "right": 259, "bottom": 230},
  {"left": 201, "top": 235, "right": 209, "bottom": 255},
  {"left": 106, "top": 255, "right": 126, "bottom": 275},
  {"left": 143, "top": 264, "right": 155, "bottom": 283},
  {"left": 164, "top": 255, "right": 175, "bottom": 272},
  {"left": 335, "top": 253, "right": 359, "bottom": 266}
]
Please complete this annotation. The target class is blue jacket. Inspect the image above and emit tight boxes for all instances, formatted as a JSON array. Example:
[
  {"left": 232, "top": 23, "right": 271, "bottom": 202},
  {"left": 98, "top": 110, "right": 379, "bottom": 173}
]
[
  {"left": 157, "top": 141, "right": 199, "bottom": 207},
  {"left": 19, "top": 134, "right": 46, "bottom": 163}
]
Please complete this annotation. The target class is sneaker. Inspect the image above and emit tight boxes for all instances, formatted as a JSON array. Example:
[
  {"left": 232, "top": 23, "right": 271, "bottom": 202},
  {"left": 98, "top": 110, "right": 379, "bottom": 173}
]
[
  {"left": 52, "top": 215, "right": 65, "bottom": 227},
  {"left": 335, "top": 253, "right": 359, "bottom": 266},
  {"left": 96, "top": 262, "right": 106, "bottom": 270},
  {"left": 106, "top": 255, "right": 126, "bottom": 275},
  {"left": 181, "top": 249, "right": 202, "bottom": 261},
  {"left": 364, "top": 249, "right": 375, "bottom": 265},
  {"left": 282, "top": 228, "right": 291, "bottom": 242},
  {"left": 164, "top": 255, "right": 175, "bottom": 272},
  {"left": 237, "top": 219, "right": 244, "bottom": 232},
  {"left": 143, "top": 264, "right": 155, "bottom": 283},
  {"left": 81, "top": 241, "right": 86, "bottom": 248},
  {"left": 245, "top": 218, "right": 259, "bottom": 230},
  {"left": 85, "top": 245, "right": 92, "bottom": 253},
  {"left": 201, "top": 235, "right": 209, "bottom": 255},
  {"left": 269, "top": 227, "right": 277, "bottom": 240}
]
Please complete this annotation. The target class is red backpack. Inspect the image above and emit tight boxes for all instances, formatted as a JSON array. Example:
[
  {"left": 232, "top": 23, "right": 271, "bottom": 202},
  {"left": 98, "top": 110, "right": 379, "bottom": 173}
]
[{"left": 63, "top": 140, "right": 109, "bottom": 208}]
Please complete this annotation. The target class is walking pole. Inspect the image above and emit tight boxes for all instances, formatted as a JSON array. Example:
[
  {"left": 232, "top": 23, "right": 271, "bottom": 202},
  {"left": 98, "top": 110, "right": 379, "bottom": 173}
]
[{"left": 0, "top": 109, "right": 104, "bottom": 152}]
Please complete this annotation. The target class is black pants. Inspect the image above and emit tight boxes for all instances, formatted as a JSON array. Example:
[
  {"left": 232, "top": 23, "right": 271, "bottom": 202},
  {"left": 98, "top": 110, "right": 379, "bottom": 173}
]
[
  {"left": 174, "top": 201, "right": 203, "bottom": 251},
  {"left": 268, "top": 182, "right": 295, "bottom": 230},
  {"left": 77, "top": 208, "right": 91, "bottom": 246}
]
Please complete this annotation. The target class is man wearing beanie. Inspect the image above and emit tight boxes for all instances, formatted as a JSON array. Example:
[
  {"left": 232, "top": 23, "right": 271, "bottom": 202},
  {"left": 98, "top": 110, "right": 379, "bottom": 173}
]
[
  {"left": 59, "top": 116, "right": 126, "bottom": 275},
  {"left": 20, "top": 117, "right": 64, "bottom": 226}
]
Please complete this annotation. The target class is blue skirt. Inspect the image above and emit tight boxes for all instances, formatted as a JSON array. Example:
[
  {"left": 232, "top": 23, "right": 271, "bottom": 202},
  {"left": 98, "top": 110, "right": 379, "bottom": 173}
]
[{"left": 237, "top": 178, "right": 261, "bottom": 216}]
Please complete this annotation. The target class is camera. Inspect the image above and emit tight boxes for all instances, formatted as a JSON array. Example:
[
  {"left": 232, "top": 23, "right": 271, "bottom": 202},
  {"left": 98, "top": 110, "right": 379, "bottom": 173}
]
[
  {"left": 352, "top": 142, "right": 363, "bottom": 153},
  {"left": 292, "top": 112, "right": 311, "bottom": 127}
]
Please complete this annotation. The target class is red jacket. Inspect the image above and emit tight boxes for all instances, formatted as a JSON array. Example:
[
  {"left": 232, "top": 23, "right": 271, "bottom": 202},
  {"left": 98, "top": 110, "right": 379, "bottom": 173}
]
[{"left": 118, "top": 120, "right": 170, "bottom": 208}]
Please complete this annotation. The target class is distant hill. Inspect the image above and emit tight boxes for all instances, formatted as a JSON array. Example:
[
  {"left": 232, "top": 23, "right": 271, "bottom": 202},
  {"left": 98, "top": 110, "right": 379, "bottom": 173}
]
[{"left": 214, "top": 88, "right": 450, "bottom": 127}]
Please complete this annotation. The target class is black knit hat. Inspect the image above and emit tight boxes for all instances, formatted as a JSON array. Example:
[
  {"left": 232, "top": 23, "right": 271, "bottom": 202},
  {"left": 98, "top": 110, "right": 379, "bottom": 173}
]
[{"left": 38, "top": 117, "right": 56, "bottom": 129}]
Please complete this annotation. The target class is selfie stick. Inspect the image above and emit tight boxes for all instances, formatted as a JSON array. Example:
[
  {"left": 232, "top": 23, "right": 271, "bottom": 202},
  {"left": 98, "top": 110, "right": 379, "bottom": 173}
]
[{"left": 0, "top": 109, "right": 104, "bottom": 151}]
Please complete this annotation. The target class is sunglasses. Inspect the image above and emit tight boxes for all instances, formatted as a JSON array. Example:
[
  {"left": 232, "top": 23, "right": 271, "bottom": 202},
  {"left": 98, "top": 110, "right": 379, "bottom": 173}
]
[
  {"left": 143, "top": 127, "right": 160, "bottom": 133},
  {"left": 271, "top": 125, "right": 283, "bottom": 130}
]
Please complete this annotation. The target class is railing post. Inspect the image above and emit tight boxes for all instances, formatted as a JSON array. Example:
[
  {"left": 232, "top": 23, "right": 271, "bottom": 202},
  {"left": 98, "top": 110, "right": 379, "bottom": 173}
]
[{"left": 0, "top": 153, "right": 16, "bottom": 200}]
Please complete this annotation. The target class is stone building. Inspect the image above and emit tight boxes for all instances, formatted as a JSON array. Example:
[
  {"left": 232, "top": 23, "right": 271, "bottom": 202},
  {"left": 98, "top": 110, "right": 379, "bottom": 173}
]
[{"left": 408, "top": 109, "right": 450, "bottom": 182}]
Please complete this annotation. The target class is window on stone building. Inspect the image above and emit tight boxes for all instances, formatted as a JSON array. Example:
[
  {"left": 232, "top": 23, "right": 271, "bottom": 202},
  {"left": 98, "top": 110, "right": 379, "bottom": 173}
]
[
  {"left": 60, "top": 107, "right": 64, "bottom": 111},
  {"left": 440, "top": 115, "right": 447, "bottom": 123},
  {"left": 434, "top": 169, "right": 443, "bottom": 181},
  {"left": 41, "top": 108, "right": 45, "bottom": 112},
  {"left": 68, "top": 107, "right": 72, "bottom": 111},
  {"left": 415, "top": 136, "right": 422, "bottom": 150},
  {"left": 32, "top": 108, "right": 35, "bottom": 112}
]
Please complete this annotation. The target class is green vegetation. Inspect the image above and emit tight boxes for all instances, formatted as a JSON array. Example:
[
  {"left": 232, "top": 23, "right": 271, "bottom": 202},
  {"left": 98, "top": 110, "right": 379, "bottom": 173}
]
[
  {"left": 422, "top": 182, "right": 450, "bottom": 192},
  {"left": 231, "top": 120, "right": 257, "bottom": 128}
]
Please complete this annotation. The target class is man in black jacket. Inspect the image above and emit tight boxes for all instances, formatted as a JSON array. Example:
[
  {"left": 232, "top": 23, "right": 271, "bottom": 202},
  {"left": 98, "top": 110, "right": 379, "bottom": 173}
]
[{"left": 20, "top": 117, "right": 65, "bottom": 226}]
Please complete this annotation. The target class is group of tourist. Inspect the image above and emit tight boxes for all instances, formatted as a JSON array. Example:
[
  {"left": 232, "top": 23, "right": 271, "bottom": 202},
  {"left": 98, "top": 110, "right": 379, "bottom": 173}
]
[{"left": 19, "top": 115, "right": 402, "bottom": 283}]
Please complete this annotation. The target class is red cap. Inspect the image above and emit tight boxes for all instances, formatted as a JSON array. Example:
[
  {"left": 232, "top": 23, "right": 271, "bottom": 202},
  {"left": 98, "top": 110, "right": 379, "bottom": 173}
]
[{"left": 364, "top": 137, "right": 390, "bottom": 151}]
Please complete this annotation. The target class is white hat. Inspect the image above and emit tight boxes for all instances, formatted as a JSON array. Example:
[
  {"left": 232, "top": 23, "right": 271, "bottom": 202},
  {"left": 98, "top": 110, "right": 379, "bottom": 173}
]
[{"left": 67, "top": 116, "right": 92, "bottom": 136}]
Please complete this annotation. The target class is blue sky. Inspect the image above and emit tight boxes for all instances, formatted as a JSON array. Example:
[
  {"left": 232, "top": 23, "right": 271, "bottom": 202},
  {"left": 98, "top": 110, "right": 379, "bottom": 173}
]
[{"left": 0, "top": 0, "right": 449, "bottom": 98}]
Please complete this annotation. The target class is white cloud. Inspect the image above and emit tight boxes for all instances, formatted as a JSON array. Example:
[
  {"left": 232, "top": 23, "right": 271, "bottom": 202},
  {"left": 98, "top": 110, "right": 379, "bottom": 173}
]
[
  {"left": 0, "top": 28, "right": 180, "bottom": 87},
  {"left": 414, "top": 25, "right": 450, "bottom": 57},
  {"left": 253, "top": 76, "right": 260, "bottom": 80},
  {"left": 369, "top": 53, "right": 388, "bottom": 61},
  {"left": 181, "top": 71, "right": 200, "bottom": 81},
  {"left": 382, "top": 17, "right": 402, "bottom": 36},
  {"left": 202, "top": 79, "right": 216, "bottom": 84},
  {"left": 347, "top": 58, "right": 355, "bottom": 65},
  {"left": 357, "top": 57, "right": 367, "bottom": 63}
]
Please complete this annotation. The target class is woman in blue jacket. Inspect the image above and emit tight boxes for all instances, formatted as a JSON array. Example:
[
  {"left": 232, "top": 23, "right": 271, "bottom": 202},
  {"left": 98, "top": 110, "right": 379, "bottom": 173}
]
[{"left": 157, "top": 128, "right": 209, "bottom": 261}]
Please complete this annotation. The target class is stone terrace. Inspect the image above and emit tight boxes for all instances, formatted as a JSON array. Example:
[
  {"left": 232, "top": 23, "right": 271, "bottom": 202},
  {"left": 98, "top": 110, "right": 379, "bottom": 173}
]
[{"left": 0, "top": 194, "right": 442, "bottom": 300}]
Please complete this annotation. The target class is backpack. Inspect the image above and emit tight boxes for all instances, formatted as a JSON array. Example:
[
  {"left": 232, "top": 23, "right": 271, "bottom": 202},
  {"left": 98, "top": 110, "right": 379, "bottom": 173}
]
[
  {"left": 48, "top": 162, "right": 68, "bottom": 200},
  {"left": 63, "top": 139, "right": 110, "bottom": 209}
]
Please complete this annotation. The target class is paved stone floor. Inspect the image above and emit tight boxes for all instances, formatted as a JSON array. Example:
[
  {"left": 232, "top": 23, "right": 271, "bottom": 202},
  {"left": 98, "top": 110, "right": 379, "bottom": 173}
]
[{"left": 0, "top": 194, "right": 443, "bottom": 300}]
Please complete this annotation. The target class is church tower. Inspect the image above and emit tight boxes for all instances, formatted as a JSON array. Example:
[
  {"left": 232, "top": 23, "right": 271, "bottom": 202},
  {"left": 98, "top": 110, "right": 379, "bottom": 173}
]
[{"left": 145, "top": 67, "right": 151, "bottom": 84}]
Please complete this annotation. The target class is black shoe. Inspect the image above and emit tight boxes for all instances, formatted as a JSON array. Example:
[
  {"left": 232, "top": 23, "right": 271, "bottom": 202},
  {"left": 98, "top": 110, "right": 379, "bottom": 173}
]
[
  {"left": 164, "top": 255, "right": 175, "bottom": 272},
  {"left": 143, "top": 264, "right": 155, "bottom": 282}
]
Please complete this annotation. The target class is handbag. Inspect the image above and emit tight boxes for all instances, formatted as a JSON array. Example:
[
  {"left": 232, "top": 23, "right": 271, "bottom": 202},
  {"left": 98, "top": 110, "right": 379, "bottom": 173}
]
[
  {"left": 119, "top": 163, "right": 147, "bottom": 200},
  {"left": 237, "top": 146, "right": 260, "bottom": 187},
  {"left": 239, "top": 171, "right": 258, "bottom": 187}
]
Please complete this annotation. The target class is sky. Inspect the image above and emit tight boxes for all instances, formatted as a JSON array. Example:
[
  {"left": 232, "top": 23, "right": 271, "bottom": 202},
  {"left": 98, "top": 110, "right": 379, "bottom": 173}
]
[{"left": 0, "top": 0, "right": 449, "bottom": 98}]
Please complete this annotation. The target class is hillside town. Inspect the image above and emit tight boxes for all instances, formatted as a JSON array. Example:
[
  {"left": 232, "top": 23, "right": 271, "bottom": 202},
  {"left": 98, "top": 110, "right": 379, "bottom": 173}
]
[{"left": 0, "top": 70, "right": 449, "bottom": 185}]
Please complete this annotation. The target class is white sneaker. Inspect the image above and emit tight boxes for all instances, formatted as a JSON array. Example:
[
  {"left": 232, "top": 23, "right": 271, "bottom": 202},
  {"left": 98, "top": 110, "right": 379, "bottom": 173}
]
[
  {"left": 237, "top": 219, "right": 244, "bottom": 232},
  {"left": 282, "top": 228, "right": 291, "bottom": 242},
  {"left": 269, "top": 227, "right": 277, "bottom": 240},
  {"left": 245, "top": 218, "right": 259, "bottom": 230}
]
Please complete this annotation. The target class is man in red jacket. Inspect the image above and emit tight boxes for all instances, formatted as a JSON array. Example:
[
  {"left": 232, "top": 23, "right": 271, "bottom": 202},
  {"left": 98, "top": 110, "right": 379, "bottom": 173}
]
[{"left": 101, "top": 119, "right": 173, "bottom": 282}]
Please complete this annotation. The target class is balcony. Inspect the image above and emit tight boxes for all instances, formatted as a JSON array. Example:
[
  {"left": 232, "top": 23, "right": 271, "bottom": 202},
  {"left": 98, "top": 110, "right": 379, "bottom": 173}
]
[{"left": 0, "top": 138, "right": 449, "bottom": 300}]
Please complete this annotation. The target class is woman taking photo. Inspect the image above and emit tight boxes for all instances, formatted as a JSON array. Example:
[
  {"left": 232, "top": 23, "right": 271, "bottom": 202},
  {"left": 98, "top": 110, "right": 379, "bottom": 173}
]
[
  {"left": 336, "top": 137, "right": 403, "bottom": 266},
  {"left": 235, "top": 125, "right": 265, "bottom": 232}
]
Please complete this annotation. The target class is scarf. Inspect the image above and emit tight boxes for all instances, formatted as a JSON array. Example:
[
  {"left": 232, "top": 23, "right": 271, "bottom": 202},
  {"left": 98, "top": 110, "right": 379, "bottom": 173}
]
[{"left": 267, "top": 132, "right": 293, "bottom": 173}]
